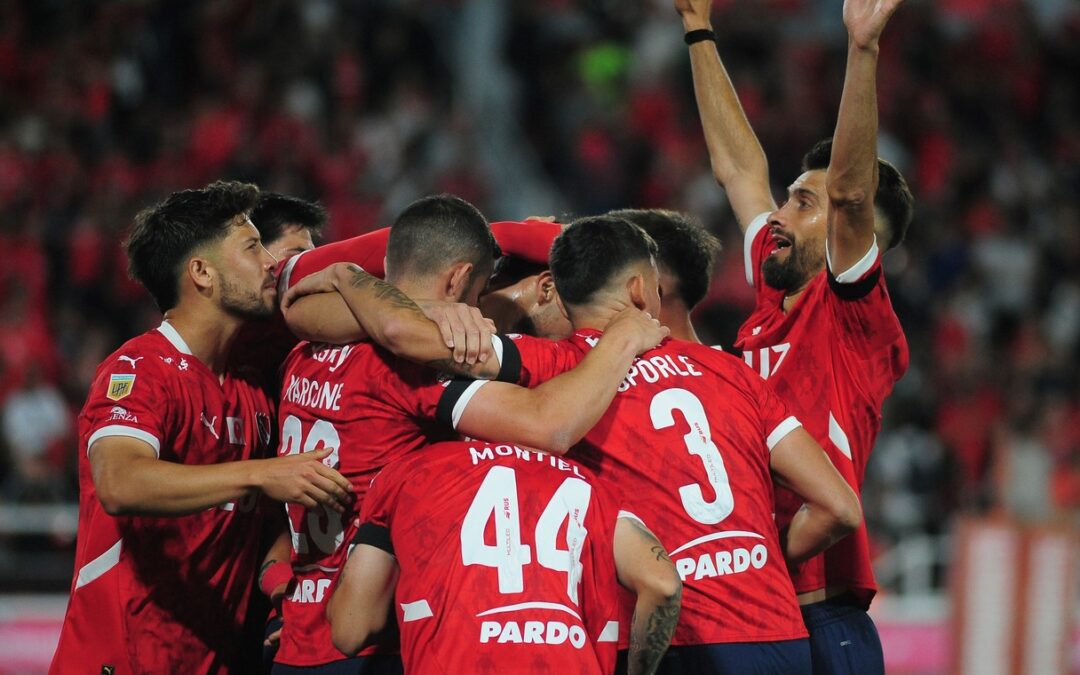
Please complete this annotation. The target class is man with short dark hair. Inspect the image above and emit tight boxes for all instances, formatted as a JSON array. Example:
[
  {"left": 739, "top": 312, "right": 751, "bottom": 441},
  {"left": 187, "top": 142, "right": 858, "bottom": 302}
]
[
  {"left": 677, "top": 0, "right": 911, "bottom": 671},
  {"left": 50, "top": 181, "right": 354, "bottom": 675},
  {"left": 250, "top": 192, "right": 327, "bottom": 262},
  {"left": 436, "top": 215, "right": 862, "bottom": 674},
  {"left": 608, "top": 209, "right": 721, "bottom": 343}
]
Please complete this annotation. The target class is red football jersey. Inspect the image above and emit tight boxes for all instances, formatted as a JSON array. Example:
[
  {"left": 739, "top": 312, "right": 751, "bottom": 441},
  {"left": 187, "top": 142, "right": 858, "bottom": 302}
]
[
  {"left": 274, "top": 340, "right": 465, "bottom": 666},
  {"left": 356, "top": 441, "right": 622, "bottom": 675},
  {"left": 736, "top": 213, "right": 909, "bottom": 605},
  {"left": 50, "top": 322, "right": 276, "bottom": 675},
  {"left": 455, "top": 332, "right": 809, "bottom": 646}
]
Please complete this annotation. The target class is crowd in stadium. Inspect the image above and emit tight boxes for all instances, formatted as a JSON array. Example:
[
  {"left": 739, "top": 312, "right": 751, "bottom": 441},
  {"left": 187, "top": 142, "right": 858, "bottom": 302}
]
[{"left": 0, "top": 0, "right": 1077, "bottom": 672}]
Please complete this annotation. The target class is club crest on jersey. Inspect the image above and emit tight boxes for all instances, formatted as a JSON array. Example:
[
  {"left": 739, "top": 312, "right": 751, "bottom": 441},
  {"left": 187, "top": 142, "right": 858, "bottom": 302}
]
[{"left": 106, "top": 374, "right": 135, "bottom": 401}]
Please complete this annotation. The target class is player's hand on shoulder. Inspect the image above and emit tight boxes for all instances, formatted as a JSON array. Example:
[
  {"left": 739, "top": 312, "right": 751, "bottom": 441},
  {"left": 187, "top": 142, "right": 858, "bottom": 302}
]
[
  {"left": 606, "top": 307, "right": 670, "bottom": 355},
  {"left": 843, "top": 0, "right": 904, "bottom": 50},
  {"left": 254, "top": 447, "right": 353, "bottom": 513},
  {"left": 281, "top": 262, "right": 354, "bottom": 311},
  {"left": 416, "top": 299, "right": 496, "bottom": 365}
]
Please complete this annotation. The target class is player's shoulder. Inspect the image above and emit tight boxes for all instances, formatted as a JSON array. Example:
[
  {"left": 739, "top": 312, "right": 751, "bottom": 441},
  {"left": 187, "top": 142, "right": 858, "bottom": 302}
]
[{"left": 98, "top": 329, "right": 183, "bottom": 379}]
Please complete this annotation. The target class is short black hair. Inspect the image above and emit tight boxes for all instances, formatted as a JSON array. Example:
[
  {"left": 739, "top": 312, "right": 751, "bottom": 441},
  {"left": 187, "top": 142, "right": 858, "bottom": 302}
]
[
  {"left": 802, "top": 138, "right": 915, "bottom": 250},
  {"left": 549, "top": 215, "right": 658, "bottom": 306},
  {"left": 250, "top": 192, "right": 327, "bottom": 246},
  {"left": 126, "top": 180, "right": 260, "bottom": 311},
  {"left": 385, "top": 194, "right": 499, "bottom": 280},
  {"left": 608, "top": 208, "right": 720, "bottom": 309}
]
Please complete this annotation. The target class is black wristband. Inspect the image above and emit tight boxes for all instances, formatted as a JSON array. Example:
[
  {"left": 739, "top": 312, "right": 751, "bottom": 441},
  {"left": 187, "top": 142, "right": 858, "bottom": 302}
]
[{"left": 684, "top": 29, "right": 716, "bottom": 46}]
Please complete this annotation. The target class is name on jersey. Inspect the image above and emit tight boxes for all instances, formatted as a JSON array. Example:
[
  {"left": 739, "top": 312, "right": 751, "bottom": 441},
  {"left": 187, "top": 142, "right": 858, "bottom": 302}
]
[
  {"left": 469, "top": 444, "right": 586, "bottom": 479},
  {"left": 618, "top": 354, "right": 702, "bottom": 392},
  {"left": 479, "top": 620, "right": 588, "bottom": 649},
  {"left": 675, "top": 544, "right": 768, "bottom": 581},
  {"left": 284, "top": 375, "right": 344, "bottom": 412}
]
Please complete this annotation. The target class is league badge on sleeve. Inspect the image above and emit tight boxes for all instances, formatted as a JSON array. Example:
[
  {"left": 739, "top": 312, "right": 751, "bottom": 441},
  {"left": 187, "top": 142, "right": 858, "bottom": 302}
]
[{"left": 106, "top": 373, "right": 136, "bottom": 401}]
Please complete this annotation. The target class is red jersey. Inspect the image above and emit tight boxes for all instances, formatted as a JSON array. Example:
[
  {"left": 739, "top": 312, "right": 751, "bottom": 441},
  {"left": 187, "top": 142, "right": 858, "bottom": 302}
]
[
  {"left": 447, "top": 332, "right": 809, "bottom": 646},
  {"left": 736, "top": 213, "right": 909, "bottom": 605},
  {"left": 356, "top": 441, "right": 622, "bottom": 675},
  {"left": 274, "top": 340, "right": 481, "bottom": 666},
  {"left": 50, "top": 322, "right": 276, "bottom": 675}
]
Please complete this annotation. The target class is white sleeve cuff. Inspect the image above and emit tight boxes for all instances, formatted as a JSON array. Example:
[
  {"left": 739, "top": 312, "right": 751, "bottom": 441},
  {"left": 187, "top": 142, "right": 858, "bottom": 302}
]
[
  {"left": 489, "top": 335, "right": 504, "bottom": 378},
  {"left": 88, "top": 425, "right": 162, "bottom": 458},
  {"left": 617, "top": 510, "right": 647, "bottom": 526},
  {"left": 826, "top": 236, "right": 879, "bottom": 284},
  {"left": 450, "top": 380, "right": 490, "bottom": 429},
  {"left": 277, "top": 251, "right": 306, "bottom": 295},
  {"left": 743, "top": 212, "right": 771, "bottom": 287},
  {"left": 766, "top": 416, "right": 802, "bottom": 452}
]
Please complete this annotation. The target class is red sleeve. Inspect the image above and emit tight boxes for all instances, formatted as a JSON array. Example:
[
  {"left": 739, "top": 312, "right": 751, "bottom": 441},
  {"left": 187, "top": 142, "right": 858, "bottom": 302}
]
[
  {"left": 748, "top": 371, "right": 802, "bottom": 453},
  {"left": 277, "top": 228, "right": 390, "bottom": 290},
  {"left": 825, "top": 257, "right": 906, "bottom": 361},
  {"left": 501, "top": 334, "right": 582, "bottom": 387},
  {"left": 490, "top": 220, "right": 562, "bottom": 265},
  {"left": 84, "top": 350, "right": 173, "bottom": 458},
  {"left": 354, "top": 461, "right": 407, "bottom": 554},
  {"left": 742, "top": 212, "right": 773, "bottom": 293}
]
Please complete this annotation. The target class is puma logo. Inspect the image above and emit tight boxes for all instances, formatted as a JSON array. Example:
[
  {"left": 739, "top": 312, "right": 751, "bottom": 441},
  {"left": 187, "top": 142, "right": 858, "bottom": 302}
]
[
  {"left": 118, "top": 355, "right": 144, "bottom": 368},
  {"left": 200, "top": 413, "right": 220, "bottom": 440}
]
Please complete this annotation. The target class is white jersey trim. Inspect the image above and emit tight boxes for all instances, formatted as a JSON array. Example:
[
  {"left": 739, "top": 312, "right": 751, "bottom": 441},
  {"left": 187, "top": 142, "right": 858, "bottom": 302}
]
[
  {"left": 74, "top": 539, "right": 122, "bottom": 590},
  {"left": 598, "top": 621, "right": 620, "bottom": 643},
  {"left": 766, "top": 416, "right": 802, "bottom": 452},
  {"left": 401, "top": 599, "right": 434, "bottom": 623},
  {"left": 476, "top": 601, "right": 582, "bottom": 621},
  {"left": 451, "top": 380, "right": 490, "bottom": 429},
  {"left": 490, "top": 335, "right": 504, "bottom": 374},
  {"left": 826, "top": 235, "right": 879, "bottom": 284},
  {"left": 277, "top": 250, "right": 308, "bottom": 295},
  {"left": 88, "top": 425, "right": 162, "bottom": 458},
  {"left": 617, "top": 510, "right": 646, "bottom": 527},
  {"left": 157, "top": 320, "right": 193, "bottom": 355},
  {"left": 743, "top": 212, "right": 771, "bottom": 287}
]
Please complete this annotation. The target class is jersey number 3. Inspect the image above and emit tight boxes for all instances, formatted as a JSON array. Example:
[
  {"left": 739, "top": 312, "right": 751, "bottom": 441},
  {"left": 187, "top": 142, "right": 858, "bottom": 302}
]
[
  {"left": 461, "top": 466, "right": 591, "bottom": 604},
  {"left": 651, "top": 388, "right": 735, "bottom": 525}
]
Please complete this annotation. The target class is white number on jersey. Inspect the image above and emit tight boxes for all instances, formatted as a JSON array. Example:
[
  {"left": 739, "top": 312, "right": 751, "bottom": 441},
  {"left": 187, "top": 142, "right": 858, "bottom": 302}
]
[
  {"left": 461, "top": 466, "right": 592, "bottom": 603},
  {"left": 743, "top": 342, "right": 791, "bottom": 379},
  {"left": 280, "top": 414, "right": 345, "bottom": 556},
  {"left": 650, "top": 388, "right": 735, "bottom": 524}
]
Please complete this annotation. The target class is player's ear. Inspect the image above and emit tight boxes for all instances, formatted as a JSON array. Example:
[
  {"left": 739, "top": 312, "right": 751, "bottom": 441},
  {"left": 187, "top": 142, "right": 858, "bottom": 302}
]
[
  {"left": 187, "top": 255, "right": 215, "bottom": 295},
  {"left": 627, "top": 273, "right": 647, "bottom": 311},
  {"left": 445, "top": 261, "right": 475, "bottom": 301},
  {"left": 536, "top": 271, "right": 557, "bottom": 307}
]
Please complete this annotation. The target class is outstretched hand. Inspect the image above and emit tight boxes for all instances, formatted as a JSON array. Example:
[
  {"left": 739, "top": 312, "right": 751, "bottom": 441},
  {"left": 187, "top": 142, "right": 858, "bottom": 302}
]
[{"left": 843, "top": 0, "right": 904, "bottom": 50}]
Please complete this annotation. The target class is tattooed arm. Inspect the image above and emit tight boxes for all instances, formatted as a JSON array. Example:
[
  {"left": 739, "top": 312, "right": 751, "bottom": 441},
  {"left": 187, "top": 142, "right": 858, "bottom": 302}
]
[
  {"left": 614, "top": 516, "right": 682, "bottom": 675},
  {"left": 282, "top": 262, "right": 501, "bottom": 375}
]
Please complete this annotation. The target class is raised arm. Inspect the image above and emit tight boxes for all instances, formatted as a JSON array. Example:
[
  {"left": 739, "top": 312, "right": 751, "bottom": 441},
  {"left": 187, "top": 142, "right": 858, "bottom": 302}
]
[
  {"left": 453, "top": 309, "right": 669, "bottom": 454},
  {"left": 676, "top": 0, "right": 776, "bottom": 230},
  {"left": 90, "top": 439, "right": 352, "bottom": 516},
  {"left": 614, "top": 516, "right": 682, "bottom": 675},
  {"left": 768, "top": 427, "right": 862, "bottom": 563},
  {"left": 825, "top": 0, "right": 904, "bottom": 272}
]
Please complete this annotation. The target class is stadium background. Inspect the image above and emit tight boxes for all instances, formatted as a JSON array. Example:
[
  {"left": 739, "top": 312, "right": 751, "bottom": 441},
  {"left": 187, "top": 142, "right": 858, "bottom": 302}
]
[{"left": 0, "top": 0, "right": 1076, "bottom": 672}]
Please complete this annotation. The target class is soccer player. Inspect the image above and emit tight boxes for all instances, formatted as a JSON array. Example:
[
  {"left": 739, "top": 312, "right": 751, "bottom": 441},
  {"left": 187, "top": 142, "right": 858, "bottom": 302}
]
[
  {"left": 327, "top": 440, "right": 682, "bottom": 675},
  {"left": 252, "top": 192, "right": 327, "bottom": 261},
  {"left": 49, "top": 181, "right": 355, "bottom": 675},
  {"left": 676, "top": 0, "right": 912, "bottom": 671},
  {"left": 270, "top": 195, "right": 667, "bottom": 673},
  {"left": 607, "top": 209, "right": 721, "bottom": 344},
  {"left": 434, "top": 216, "right": 863, "bottom": 674}
]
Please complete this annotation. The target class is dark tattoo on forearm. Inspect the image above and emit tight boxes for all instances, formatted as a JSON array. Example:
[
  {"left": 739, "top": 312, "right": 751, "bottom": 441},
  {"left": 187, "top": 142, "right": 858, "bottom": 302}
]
[
  {"left": 629, "top": 585, "right": 682, "bottom": 675},
  {"left": 650, "top": 545, "right": 670, "bottom": 563}
]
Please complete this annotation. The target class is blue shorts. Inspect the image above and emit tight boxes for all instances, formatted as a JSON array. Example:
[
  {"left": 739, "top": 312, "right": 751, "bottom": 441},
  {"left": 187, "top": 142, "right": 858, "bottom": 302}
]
[
  {"left": 618, "top": 638, "right": 811, "bottom": 675},
  {"left": 800, "top": 596, "right": 885, "bottom": 675},
  {"left": 271, "top": 654, "right": 403, "bottom": 675}
]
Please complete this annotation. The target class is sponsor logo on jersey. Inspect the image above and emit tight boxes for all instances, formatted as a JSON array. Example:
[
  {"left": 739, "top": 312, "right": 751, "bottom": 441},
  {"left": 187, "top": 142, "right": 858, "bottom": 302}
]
[
  {"left": 674, "top": 544, "right": 768, "bottom": 581},
  {"left": 108, "top": 406, "right": 138, "bottom": 422},
  {"left": 289, "top": 578, "right": 333, "bottom": 604},
  {"left": 117, "top": 355, "right": 143, "bottom": 368},
  {"left": 106, "top": 374, "right": 135, "bottom": 401},
  {"left": 479, "top": 620, "right": 588, "bottom": 648},
  {"left": 201, "top": 413, "right": 220, "bottom": 440}
]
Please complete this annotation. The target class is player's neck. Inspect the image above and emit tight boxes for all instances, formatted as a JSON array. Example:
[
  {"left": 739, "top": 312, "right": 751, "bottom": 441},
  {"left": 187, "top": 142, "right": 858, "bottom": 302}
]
[
  {"left": 161, "top": 305, "right": 244, "bottom": 377},
  {"left": 662, "top": 307, "right": 700, "bottom": 344}
]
